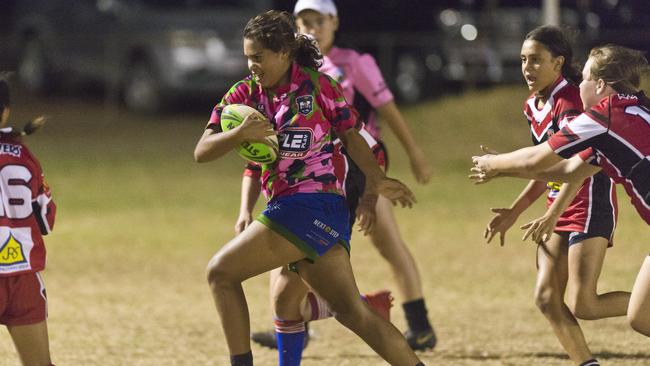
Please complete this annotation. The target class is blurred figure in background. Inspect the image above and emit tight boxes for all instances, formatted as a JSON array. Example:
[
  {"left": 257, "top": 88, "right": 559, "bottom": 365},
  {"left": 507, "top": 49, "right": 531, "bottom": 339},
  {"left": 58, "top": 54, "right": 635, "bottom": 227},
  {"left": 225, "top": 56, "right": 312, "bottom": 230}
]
[{"left": 0, "top": 77, "right": 57, "bottom": 366}]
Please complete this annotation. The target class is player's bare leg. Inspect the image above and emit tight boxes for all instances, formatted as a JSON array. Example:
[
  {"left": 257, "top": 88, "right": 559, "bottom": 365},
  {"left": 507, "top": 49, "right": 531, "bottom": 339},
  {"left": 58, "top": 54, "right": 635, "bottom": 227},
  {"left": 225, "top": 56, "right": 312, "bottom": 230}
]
[
  {"left": 368, "top": 195, "right": 435, "bottom": 350},
  {"left": 269, "top": 266, "right": 309, "bottom": 321},
  {"left": 628, "top": 256, "right": 650, "bottom": 336},
  {"left": 566, "top": 237, "right": 629, "bottom": 320},
  {"left": 368, "top": 195, "right": 422, "bottom": 301},
  {"left": 206, "top": 221, "right": 305, "bottom": 356},
  {"left": 535, "top": 233, "right": 593, "bottom": 365},
  {"left": 8, "top": 321, "right": 52, "bottom": 366},
  {"left": 297, "top": 245, "right": 422, "bottom": 366}
]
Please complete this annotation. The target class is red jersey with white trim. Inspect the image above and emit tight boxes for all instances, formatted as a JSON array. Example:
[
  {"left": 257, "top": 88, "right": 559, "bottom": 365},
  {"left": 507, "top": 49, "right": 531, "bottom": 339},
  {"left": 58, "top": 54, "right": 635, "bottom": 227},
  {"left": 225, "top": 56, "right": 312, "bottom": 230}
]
[
  {"left": 524, "top": 77, "right": 617, "bottom": 233},
  {"left": 0, "top": 130, "right": 56, "bottom": 276},
  {"left": 548, "top": 92, "right": 650, "bottom": 225}
]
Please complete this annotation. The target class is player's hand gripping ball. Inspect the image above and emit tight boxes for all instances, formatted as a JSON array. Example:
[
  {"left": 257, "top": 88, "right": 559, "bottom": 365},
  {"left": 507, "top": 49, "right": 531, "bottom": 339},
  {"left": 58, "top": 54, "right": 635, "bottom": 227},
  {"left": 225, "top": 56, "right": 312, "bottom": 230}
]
[{"left": 220, "top": 104, "right": 279, "bottom": 164}]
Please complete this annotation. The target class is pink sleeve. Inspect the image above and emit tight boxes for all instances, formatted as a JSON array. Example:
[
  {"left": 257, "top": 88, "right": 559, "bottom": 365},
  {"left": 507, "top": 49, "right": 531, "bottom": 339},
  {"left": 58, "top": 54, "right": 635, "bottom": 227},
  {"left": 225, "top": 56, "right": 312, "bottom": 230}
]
[
  {"left": 318, "top": 75, "right": 358, "bottom": 135},
  {"left": 351, "top": 54, "right": 394, "bottom": 108},
  {"left": 206, "top": 81, "right": 251, "bottom": 130}
]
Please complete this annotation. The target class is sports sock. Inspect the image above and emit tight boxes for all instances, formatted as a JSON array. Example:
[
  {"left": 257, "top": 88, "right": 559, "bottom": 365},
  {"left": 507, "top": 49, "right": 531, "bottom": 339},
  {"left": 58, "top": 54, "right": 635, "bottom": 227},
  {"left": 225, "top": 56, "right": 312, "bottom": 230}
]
[
  {"left": 230, "top": 350, "right": 253, "bottom": 366},
  {"left": 274, "top": 318, "right": 306, "bottom": 366},
  {"left": 303, "top": 292, "right": 333, "bottom": 321},
  {"left": 580, "top": 359, "right": 600, "bottom": 366},
  {"left": 403, "top": 298, "right": 433, "bottom": 333}
]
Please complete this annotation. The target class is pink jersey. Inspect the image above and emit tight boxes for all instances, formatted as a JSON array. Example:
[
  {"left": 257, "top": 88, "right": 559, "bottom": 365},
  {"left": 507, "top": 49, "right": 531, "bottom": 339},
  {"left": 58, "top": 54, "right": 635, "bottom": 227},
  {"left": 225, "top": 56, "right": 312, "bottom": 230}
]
[
  {"left": 524, "top": 77, "right": 617, "bottom": 233},
  {"left": 0, "top": 130, "right": 56, "bottom": 276},
  {"left": 548, "top": 92, "right": 650, "bottom": 225},
  {"left": 320, "top": 47, "right": 394, "bottom": 140},
  {"left": 209, "top": 63, "right": 357, "bottom": 201}
]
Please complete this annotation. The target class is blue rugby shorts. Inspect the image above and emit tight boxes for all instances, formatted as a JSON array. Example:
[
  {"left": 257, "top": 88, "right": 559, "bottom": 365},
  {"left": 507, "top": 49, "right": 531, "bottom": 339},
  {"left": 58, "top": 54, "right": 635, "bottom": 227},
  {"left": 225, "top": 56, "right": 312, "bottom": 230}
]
[{"left": 257, "top": 193, "right": 351, "bottom": 261}]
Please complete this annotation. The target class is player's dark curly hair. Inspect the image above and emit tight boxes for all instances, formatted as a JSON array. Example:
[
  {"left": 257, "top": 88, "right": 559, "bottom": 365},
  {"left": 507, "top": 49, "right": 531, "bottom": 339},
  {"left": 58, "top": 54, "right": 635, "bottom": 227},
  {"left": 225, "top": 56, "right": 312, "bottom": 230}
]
[
  {"left": 588, "top": 45, "right": 648, "bottom": 95},
  {"left": 525, "top": 25, "right": 582, "bottom": 84},
  {"left": 244, "top": 10, "right": 322, "bottom": 70}
]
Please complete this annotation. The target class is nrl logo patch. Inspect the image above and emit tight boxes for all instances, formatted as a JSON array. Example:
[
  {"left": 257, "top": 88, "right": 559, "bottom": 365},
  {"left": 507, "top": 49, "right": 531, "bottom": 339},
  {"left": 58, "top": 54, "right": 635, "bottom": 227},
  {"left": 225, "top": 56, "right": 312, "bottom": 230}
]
[{"left": 296, "top": 95, "right": 313, "bottom": 115}]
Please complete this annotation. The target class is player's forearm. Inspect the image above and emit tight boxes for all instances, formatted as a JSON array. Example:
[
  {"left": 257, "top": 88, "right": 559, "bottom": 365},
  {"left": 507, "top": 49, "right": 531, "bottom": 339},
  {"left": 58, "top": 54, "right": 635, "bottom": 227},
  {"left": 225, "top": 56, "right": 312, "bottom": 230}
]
[
  {"left": 240, "top": 175, "right": 261, "bottom": 215},
  {"left": 377, "top": 102, "right": 420, "bottom": 156},
  {"left": 486, "top": 144, "right": 561, "bottom": 175},
  {"left": 510, "top": 180, "right": 548, "bottom": 215},
  {"left": 194, "top": 128, "right": 244, "bottom": 163},
  {"left": 339, "top": 129, "right": 385, "bottom": 187},
  {"left": 546, "top": 182, "right": 581, "bottom": 219}
]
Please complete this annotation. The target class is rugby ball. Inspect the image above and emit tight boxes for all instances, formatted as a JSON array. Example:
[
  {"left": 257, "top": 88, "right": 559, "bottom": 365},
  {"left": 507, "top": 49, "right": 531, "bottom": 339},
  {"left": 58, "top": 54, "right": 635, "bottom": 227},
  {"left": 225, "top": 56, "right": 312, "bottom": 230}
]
[{"left": 220, "top": 104, "right": 279, "bottom": 164}]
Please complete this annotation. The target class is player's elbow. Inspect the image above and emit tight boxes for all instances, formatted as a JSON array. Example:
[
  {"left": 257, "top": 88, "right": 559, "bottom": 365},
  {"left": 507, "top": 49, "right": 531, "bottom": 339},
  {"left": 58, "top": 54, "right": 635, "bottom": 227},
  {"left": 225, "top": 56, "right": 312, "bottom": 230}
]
[{"left": 194, "top": 147, "right": 209, "bottom": 163}]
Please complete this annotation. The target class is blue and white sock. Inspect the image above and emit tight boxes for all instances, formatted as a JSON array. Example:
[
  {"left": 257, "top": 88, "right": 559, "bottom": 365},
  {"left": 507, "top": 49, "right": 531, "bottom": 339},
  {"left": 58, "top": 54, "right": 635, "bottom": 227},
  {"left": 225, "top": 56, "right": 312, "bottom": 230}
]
[{"left": 274, "top": 318, "right": 306, "bottom": 366}]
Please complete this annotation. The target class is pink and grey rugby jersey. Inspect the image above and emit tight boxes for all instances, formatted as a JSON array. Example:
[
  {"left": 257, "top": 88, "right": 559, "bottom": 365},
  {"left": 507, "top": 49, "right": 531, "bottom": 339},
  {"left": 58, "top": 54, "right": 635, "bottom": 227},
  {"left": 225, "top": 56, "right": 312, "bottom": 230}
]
[
  {"left": 548, "top": 92, "right": 650, "bottom": 225},
  {"left": 208, "top": 63, "right": 358, "bottom": 201},
  {"left": 524, "top": 77, "right": 617, "bottom": 234},
  {"left": 320, "top": 47, "right": 393, "bottom": 140}
]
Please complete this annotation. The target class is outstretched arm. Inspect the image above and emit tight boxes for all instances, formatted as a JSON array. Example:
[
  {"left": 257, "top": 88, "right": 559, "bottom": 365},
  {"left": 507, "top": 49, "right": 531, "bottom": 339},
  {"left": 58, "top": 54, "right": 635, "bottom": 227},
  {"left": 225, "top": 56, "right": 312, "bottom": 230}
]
[
  {"left": 377, "top": 101, "right": 432, "bottom": 184},
  {"left": 521, "top": 181, "right": 582, "bottom": 243},
  {"left": 339, "top": 128, "right": 415, "bottom": 209},
  {"left": 484, "top": 180, "right": 547, "bottom": 246}
]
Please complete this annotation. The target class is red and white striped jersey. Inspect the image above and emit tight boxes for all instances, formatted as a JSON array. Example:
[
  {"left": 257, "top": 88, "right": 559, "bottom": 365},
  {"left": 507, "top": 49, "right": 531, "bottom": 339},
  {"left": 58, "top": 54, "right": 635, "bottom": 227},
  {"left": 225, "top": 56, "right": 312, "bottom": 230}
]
[
  {"left": 0, "top": 130, "right": 56, "bottom": 276},
  {"left": 524, "top": 77, "right": 617, "bottom": 233},
  {"left": 548, "top": 92, "right": 650, "bottom": 225}
]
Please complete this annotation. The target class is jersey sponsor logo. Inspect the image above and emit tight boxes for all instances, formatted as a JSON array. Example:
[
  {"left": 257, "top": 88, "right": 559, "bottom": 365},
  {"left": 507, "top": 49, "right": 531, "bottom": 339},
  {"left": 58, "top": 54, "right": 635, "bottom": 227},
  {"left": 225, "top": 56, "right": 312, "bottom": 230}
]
[
  {"left": 296, "top": 95, "right": 314, "bottom": 115},
  {"left": 279, "top": 129, "right": 312, "bottom": 158},
  {"left": 0, "top": 233, "right": 27, "bottom": 267},
  {"left": 0, "top": 144, "right": 22, "bottom": 157}
]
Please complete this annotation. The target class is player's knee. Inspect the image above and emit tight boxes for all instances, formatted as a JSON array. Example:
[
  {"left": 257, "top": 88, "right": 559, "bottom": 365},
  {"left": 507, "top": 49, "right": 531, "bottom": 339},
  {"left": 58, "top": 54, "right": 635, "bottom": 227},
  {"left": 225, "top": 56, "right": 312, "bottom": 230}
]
[
  {"left": 271, "top": 290, "right": 303, "bottom": 317},
  {"left": 628, "top": 313, "right": 650, "bottom": 336},
  {"left": 205, "top": 255, "right": 236, "bottom": 287},
  {"left": 534, "top": 285, "right": 556, "bottom": 315},
  {"left": 567, "top": 293, "right": 599, "bottom": 320}
]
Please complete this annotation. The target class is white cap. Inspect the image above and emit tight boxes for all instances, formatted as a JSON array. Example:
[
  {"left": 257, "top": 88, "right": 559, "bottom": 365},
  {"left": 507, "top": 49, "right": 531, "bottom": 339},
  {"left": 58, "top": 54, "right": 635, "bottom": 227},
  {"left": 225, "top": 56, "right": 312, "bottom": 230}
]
[{"left": 293, "top": 0, "right": 337, "bottom": 16}]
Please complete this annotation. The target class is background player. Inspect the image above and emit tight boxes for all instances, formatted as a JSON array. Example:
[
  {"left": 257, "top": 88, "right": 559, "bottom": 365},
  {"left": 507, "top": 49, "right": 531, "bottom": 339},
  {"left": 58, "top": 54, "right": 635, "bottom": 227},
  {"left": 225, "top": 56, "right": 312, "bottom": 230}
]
[
  {"left": 194, "top": 10, "right": 424, "bottom": 366},
  {"left": 0, "top": 78, "right": 57, "bottom": 366},
  {"left": 471, "top": 44, "right": 650, "bottom": 338},
  {"left": 248, "top": 0, "right": 437, "bottom": 352}
]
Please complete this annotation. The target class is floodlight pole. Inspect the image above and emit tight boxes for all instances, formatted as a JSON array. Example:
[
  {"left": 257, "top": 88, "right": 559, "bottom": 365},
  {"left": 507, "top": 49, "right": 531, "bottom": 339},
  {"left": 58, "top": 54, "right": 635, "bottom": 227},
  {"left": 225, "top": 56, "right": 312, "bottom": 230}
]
[{"left": 543, "top": 0, "right": 560, "bottom": 26}]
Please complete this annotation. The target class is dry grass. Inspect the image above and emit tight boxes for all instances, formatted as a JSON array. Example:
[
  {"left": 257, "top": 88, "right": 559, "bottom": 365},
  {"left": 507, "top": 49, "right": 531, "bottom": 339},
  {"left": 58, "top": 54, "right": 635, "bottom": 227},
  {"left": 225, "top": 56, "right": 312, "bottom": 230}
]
[{"left": 0, "top": 82, "right": 648, "bottom": 365}]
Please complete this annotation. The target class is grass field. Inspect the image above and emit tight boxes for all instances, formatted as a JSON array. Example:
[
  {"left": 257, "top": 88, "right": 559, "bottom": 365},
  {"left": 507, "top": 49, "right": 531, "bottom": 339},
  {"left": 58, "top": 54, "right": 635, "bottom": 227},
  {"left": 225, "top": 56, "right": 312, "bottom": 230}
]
[{"left": 0, "top": 82, "right": 648, "bottom": 365}]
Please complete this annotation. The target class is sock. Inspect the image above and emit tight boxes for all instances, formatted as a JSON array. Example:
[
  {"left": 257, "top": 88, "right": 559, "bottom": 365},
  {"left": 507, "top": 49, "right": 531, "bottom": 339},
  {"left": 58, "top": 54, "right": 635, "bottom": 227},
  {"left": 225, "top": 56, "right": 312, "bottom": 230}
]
[
  {"left": 230, "top": 351, "right": 253, "bottom": 366},
  {"left": 580, "top": 359, "right": 600, "bottom": 366},
  {"left": 274, "top": 318, "right": 306, "bottom": 366},
  {"left": 415, "top": 363, "right": 426, "bottom": 366},
  {"left": 304, "top": 292, "right": 333, "bottom": 321},
  {"left": 403, "top": 298, "right": 432, "bottom": 333}
]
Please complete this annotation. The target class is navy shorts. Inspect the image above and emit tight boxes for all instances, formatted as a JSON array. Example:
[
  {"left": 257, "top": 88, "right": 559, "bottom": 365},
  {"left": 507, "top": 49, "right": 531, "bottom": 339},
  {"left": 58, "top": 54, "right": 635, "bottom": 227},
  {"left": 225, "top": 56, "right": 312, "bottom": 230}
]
[
  {"left": 257, "top": 193, "right": 351, "bottom": 261},
  {"left": 568, "top": 230, "right": 614, "bottom": 247}
]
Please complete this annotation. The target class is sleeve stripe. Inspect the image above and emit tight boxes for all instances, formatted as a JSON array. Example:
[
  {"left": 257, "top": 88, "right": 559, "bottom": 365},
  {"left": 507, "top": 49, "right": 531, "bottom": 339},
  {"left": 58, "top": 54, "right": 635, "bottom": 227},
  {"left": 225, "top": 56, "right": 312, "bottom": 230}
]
[{"left": 586, "top": 109, "right": 609, "bottom": 125}]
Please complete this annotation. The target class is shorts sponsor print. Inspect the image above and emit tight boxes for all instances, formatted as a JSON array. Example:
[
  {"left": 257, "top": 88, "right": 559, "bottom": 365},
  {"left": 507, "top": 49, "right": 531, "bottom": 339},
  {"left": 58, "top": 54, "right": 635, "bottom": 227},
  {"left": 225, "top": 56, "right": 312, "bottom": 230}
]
[{"left": 256, "top": 193, "right": 350, "bottom": 261}]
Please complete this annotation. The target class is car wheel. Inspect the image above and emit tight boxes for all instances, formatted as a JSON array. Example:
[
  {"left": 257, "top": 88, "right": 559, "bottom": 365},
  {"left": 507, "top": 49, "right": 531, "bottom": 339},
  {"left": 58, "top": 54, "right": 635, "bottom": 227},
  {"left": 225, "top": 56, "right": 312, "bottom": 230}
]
[
  {"left": 394, "top": 53, "right": 426, "bottom": 103},
  {"left": 18, "top": 38, "right": 54, "bottom": 93},
  {"left": 123, "top": 60, "right": 164, "bottom": 113}
]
